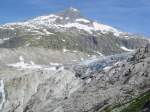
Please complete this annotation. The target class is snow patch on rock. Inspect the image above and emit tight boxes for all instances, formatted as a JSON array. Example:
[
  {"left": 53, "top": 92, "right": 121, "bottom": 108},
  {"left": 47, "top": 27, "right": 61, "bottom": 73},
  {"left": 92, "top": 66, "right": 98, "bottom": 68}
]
[
  {"left": 76, "top": 18, "right": 90, "bottom": 23},
  {"left": 0, "top": 38, "right": 10, "bottom": 44},
  {"left": 49, "top": 62, "right": 62, "bottom": 66},
  {"left": 63, "top": 48, "right": 70, "bottom": 53},
  {"left": 93, "top": 22, "right": 122, "bottom": 36},
  {"left": 120, "top": 46, "right": 134, "bottom": 52},
  {"left": 62, "top": 39, "right": 66, "bottom": 42},
  {"left": 43, "top": 29, "right": 54, "bottom": 35},
  {"left": 60, "top": 23, "right": 93, "bottom": 34}
]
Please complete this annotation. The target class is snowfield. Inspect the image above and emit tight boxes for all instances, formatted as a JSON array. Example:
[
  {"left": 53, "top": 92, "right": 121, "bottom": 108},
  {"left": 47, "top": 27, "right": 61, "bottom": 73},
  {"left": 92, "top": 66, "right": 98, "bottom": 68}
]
[
  {"left": 1, "top": 12, "right": 124, "bottom": 37},
  {"left": 76, "top": 18, "right": 90, "bottom": 23},
  {"left": 120, "top": 46, "right": 134, "bottom": 52}
]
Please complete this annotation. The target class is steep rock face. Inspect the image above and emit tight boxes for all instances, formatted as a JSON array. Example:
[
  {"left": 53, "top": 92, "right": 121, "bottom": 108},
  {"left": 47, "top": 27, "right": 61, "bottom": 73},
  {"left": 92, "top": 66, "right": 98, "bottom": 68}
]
[
  {"left": 17, "top": 46, "right": 149, "bottom": 112},
  {"left": 1, "top": 68, "right": 82, "bottom": 112},
  {"left": 23, "top": 70, "right": 82, "bottom": 112}
]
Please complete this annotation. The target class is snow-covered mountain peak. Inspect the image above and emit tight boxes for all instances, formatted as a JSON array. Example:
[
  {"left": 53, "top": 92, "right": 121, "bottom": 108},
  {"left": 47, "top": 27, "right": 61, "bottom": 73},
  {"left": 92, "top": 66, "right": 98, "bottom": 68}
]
[{"left": 1, "top": 8, "right": 126, "bottom": 37}]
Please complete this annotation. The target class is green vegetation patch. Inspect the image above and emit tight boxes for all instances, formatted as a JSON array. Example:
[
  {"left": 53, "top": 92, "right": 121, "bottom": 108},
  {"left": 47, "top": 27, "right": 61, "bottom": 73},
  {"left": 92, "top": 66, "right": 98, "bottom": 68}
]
[{"left": 102, "top": 91, "right": 150, "bottom": 112}]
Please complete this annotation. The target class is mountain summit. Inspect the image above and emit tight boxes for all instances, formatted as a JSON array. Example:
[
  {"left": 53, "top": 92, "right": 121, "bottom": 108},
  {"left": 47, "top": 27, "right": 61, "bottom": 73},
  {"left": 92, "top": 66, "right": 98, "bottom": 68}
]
[{"left": 57, "top": 7, "right": 82, "bottom": 19}]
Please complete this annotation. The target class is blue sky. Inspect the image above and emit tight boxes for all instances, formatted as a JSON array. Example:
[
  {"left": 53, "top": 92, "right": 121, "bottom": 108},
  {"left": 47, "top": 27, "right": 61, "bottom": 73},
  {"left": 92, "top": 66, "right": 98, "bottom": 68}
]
[{"left": 0, "top": 0, "right": 150, "bottom": 36}]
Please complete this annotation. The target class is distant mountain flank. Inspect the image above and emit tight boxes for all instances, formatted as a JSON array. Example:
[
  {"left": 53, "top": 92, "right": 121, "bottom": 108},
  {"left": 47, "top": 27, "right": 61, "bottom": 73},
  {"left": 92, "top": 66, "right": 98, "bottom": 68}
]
[{"left": 0, "top": 7, "right": 149, "bottom": 55}]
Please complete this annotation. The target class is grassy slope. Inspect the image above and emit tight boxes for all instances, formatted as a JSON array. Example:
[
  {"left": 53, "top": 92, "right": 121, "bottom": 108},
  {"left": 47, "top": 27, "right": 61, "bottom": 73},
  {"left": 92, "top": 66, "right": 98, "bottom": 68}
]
[{"left": 102, "top": 91, "right": 150, "bottom": 112}]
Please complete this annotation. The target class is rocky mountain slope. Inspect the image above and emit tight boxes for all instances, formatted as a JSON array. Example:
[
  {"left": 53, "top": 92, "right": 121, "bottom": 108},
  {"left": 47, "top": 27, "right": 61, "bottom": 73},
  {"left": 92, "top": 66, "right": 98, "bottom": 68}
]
[
  {"left": 23, "top": 45, "right": 150, "bottom": 112},
  {"left": 0, "top": 8, "right": 150, "bottom": 112},
  {"left": 1, "top": 43, "right": 149, "bottom": 112},
  {"left": 0, "top": 7, "right": 149, "bottom": 55}
]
